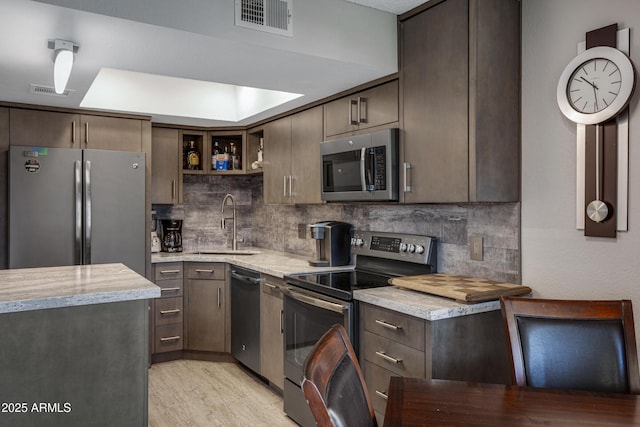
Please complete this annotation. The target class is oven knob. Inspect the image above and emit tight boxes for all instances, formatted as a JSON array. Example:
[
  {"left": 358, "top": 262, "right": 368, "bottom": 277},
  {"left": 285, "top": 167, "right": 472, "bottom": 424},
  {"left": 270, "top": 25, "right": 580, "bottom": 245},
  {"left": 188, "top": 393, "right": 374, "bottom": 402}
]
[
  {"left": 415, "top": 244, "right": 425, "bottom": 254},
  {"left": 407, "top": 244, "right": 416, "bottom": 253},
  {"left": 354, "top": 238, "right": 364, "bottom": 247},
  {"left": 351, "top": 237, "right": 356, "bottom": 246},
  {"left": 399, "top": 243, "right": 408, "bottom": 252}
]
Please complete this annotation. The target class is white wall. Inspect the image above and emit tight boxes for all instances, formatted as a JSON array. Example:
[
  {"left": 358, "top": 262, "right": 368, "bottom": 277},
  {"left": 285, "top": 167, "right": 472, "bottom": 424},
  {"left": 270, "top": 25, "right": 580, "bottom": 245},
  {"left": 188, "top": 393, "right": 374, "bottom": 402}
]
[{"left": 522, "top": 1, "right": 640, "bottom": 330}]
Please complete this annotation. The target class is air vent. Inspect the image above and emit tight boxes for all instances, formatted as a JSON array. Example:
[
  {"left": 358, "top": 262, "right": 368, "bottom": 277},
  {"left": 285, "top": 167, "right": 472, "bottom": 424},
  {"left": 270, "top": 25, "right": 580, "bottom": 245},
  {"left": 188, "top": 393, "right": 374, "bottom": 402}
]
[
  {"left": 235, "top": 0, "right": 292, "bottom": 37},
  {"left": 30, "top": 84, "right": 73, "bottom": 97}
]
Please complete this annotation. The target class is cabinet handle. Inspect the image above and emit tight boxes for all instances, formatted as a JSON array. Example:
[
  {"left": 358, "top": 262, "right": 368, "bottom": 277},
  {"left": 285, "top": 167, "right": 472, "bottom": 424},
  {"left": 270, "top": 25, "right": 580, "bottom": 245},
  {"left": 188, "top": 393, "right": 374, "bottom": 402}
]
[
  {"left": 403, "top": 162, "right": 413, "bottom": 192},
  {"left": 171, "top": 179, "right": 176, "bottom": 199},
  {"left": 159, "top": 269, "right": 180, "bottom": 274},
  {"left": 160, "top": 309, "right": 181, "bottom": 315},
  {"left": 280, "top": 309, "right": 284, "bottom": 334},
  {"left": 160, "top": 287, "right": 181, "bottom": 293},
  {"left": 349, "top": 99, "right": 359, "bottom": 125},
  {"left": 358, "top": 97, "right": 367, "bottom": 123},
  {"left": 217, "top": 287, "right": 221, "bottom": 308},
  {"left": 289, "top": 175, "right": 294, "bottom": 197},
  {"left": 72, "top": 120, "right": 76, "bottom": 144},
  {"left": 375, "top": 319, "right": 402, "bottom": 331},
  {"left": 85, "top": 122, "right": 89, "bottom": 145},
  {"left": 283, "top": 175, "right": 288, "bottom": 197},
  {"left": 375, "top": 350, "right": 402, "bottom": 364},
  {"left": 195, "top": 269, "right": 214, "bottom": 273},
  {"left": 160, "top": 336, "right": 181, "bottom": 342},
  {"left": 265, "top": 283, "right": 277, "bottom": 290},
  {"left": 375, "top": 390, "right": 388, "bottom": 400}
]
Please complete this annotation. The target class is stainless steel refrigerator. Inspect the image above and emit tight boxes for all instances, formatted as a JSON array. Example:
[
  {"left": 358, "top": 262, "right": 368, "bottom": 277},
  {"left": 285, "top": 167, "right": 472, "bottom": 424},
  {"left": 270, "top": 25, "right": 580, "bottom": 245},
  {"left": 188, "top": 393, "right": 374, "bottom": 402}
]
[{"left": 9, "top": 146, "right": 146, "bottom": 275}]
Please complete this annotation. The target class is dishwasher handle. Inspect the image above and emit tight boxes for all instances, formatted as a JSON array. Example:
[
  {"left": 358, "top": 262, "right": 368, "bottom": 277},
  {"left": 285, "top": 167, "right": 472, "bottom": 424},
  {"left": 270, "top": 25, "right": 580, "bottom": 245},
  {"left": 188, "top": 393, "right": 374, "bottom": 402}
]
[{"left": 230, "top": 270, "right": 261, "bottom": 285}]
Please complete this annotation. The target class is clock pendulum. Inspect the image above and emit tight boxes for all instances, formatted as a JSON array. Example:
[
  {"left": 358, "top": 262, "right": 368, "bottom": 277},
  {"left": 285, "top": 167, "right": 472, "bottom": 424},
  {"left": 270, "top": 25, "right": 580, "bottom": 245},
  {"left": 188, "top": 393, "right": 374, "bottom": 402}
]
[{"left": 586, "top": 124, "right": 608, "bottom": 223}]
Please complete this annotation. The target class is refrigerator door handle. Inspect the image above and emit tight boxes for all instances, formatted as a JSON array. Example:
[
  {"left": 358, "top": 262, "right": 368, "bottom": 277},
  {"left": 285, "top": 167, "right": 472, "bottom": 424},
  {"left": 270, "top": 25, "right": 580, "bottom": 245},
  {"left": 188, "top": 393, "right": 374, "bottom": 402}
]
[
  {"left": 84, "top": 160, "right": 92, "bottom": 265},
  {"left": 74, "top": 160, "right": 83, "bottom": 265}
]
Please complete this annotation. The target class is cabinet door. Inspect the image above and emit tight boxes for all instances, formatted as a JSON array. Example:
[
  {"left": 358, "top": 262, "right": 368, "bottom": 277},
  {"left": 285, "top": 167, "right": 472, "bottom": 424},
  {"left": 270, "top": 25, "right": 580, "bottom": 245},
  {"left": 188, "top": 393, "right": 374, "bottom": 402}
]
[
  {"left": 80, "top": 115, "right": 143, "bottom": 151},
  {"left": 260, "top": 281, "right": 284, "bottom": 390},
  {"left": 0, "top": 107, "right": 8, "bottom": 270},
  {"left": 401, "top": 0, "right": 469, "bottom": 203},
  {"left": 151, "top": 127, "right": 181, "bottom": 204},
  {"left": 324, "top": 80, "right": 399, "bottom": 138},
  {"left": 9, "top": 108, "right": 80, "bottom": 148},
  {"left": 291, "top": 106, "right": 323, "bottom": 204},
  {"left": 263, "top": 116, "right": 292, "bottom": 204},
  {"left": 185, "top": 279, "right": 225, "bottom": 352}
]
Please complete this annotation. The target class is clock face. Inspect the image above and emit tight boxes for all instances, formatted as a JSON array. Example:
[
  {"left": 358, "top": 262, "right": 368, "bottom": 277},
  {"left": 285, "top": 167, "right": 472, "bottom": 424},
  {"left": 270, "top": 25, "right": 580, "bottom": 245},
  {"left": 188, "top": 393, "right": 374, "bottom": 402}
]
[
  {"left": 557, "top": 46, "right": 636, "bottom": 125},
  {"left": 568, "top": 58, "right": 622, "bottom": 114}
]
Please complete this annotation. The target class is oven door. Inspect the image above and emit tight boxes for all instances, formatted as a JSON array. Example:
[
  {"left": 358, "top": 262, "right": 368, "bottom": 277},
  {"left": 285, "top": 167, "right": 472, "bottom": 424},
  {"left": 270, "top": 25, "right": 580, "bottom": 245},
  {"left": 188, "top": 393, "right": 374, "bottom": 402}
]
[{"left": 282, "top": 285, "right": 354, "bottom": 383}]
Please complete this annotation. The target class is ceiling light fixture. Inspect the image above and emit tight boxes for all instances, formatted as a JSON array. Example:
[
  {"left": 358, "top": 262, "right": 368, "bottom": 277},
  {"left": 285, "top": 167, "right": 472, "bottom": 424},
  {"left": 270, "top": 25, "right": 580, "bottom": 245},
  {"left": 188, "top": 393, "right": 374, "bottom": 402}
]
[{"left": 49, "top": 39, "right": 79, "bottom": 94}]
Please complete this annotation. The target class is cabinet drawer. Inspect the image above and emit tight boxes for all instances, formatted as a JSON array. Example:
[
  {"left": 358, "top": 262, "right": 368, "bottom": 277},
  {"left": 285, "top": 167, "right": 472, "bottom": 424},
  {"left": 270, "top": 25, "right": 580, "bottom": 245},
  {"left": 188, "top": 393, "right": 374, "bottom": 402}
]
[
  {"left": 363, "top": 361, "right": 394, "bottom": 416},
  {"left": 186, "top": 262, "right": 225, "bottom": 280},
  {"left": 155, "top": 323, "right": 183, "bottom": 353},
  {"left": 154, "top": 262, "right": 183, "bottom": 281},
  {"left": 362, "top": 330, "right": 425, "bottom": 378},
  {"left": 362, "top": 304, "right": 425, "bottom": 350},
  {"left": 156, "top": 278, "right": 183, "bottom": 297},
  {"left": 155, "top": 297, "right": 183, "bottom": 325}
]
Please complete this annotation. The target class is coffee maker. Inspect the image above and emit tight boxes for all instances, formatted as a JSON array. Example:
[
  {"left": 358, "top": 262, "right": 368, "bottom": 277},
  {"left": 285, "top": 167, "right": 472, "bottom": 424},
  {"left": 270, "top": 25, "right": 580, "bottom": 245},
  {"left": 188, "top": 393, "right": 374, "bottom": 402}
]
[
  {"left": 308, "top": 221, "right": 352, "bottom": 267},
  {"left": 160, "top": 219, "right": 183, "bottom": 253}
]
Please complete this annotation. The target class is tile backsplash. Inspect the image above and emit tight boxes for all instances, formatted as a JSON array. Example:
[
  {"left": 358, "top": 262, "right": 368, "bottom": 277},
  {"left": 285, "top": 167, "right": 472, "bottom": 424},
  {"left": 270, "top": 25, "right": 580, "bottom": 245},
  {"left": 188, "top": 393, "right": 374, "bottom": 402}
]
[{"left": 154, "top": 174, "right": 520, "bottom": 283}]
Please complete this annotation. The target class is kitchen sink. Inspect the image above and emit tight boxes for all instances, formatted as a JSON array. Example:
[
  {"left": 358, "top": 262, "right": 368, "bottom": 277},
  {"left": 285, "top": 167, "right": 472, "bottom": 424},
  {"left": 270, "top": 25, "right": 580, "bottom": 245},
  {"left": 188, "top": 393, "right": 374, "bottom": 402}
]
[{"left": 189, "top": 249, "right": 261, "bottom": 255}]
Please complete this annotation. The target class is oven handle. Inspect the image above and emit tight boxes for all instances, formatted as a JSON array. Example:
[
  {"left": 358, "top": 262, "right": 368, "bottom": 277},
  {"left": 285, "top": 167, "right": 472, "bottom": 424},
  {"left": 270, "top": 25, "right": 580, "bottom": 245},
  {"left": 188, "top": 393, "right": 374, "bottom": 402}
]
[{"left": 283, "top": 287, "right": 348, "bottom": 314}]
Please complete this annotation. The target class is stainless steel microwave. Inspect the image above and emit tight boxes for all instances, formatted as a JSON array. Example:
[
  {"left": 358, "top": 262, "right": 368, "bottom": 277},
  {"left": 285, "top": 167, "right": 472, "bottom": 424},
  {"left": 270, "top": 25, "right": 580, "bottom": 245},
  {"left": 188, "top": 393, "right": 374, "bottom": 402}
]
[{"left": 320, "top": 128, "right": 398, "bottom": 202}]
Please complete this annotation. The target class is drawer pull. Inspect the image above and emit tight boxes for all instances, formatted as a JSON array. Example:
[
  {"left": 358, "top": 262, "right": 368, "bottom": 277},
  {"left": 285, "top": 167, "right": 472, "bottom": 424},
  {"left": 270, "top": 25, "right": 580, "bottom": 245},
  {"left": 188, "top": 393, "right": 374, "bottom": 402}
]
[
  {"left": 375, "top": 319, "right": 402, "bottom": 331},
  {"left": 265, "top": 283, "right": 278, "bottom": 290},
  {"left": 159, "top": 269, "right": 180, "bottom": 274},
  {"left": 375, "top": 351, "right": 402, "bottom": 364},
  {"left": 160, "top": 336, "right": 181, "bottom": 342},
  {"left": 195, "top": 269, "right": 214, "bottom": 273},
  {"left": 160, "top": 309, "right": 181, "bottom": 315},
  {"left": 375, "top": 390, "right": 388, "bottom": 400},
  {"left": 160, "top": 287, "right": 181, "bottom": 293}
]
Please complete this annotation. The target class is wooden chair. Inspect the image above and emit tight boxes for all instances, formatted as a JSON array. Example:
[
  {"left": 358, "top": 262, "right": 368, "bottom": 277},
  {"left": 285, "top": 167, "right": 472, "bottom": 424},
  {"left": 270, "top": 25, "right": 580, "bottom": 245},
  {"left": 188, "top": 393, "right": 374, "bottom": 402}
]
[
  {"left": 301, "top": 324, "right": 377, "bottom": 427},
  {"left": 500, "top": 296, "right": 640, "bottom": 393}
]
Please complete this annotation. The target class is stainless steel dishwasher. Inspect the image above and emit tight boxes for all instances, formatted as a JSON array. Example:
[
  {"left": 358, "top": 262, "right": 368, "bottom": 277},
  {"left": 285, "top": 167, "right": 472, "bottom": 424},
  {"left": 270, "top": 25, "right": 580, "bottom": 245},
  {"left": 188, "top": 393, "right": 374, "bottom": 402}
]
[{"left": 230, "top": 266, "right": 261, "bottom": 374}]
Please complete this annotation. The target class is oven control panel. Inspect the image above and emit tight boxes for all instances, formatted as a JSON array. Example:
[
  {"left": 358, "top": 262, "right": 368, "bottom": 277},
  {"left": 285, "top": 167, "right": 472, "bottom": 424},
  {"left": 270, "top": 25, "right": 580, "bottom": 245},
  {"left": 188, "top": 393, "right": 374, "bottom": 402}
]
[{"left": 351, "top": 230, "right": 437, "bottom": 266}]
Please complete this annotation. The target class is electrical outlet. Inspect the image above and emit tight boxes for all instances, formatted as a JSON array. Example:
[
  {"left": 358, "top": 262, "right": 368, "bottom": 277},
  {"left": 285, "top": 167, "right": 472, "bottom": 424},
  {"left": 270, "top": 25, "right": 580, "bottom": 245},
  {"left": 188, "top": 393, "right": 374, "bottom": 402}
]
[
  {"left": 298, "top": 223, "right": 308, "bottom": 239},
  {"left": 470, "top": 236, "right": 483, "bottom": 261}
]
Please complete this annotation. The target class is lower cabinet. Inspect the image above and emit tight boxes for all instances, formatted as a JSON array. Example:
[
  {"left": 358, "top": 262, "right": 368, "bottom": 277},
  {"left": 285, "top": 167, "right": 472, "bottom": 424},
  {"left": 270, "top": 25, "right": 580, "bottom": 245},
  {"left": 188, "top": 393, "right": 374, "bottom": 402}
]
[
  {"left": 152, "top": 262, "right": 184, "bottom": 354},
  {"left": 359, "top": 302, "right": 511, "bottom": 423},
  {"left": 184, "top": 262, "right": 227, "bottom": 352},
  {"left": 260, "top": 275, "right": 284, "bottom": 390}
]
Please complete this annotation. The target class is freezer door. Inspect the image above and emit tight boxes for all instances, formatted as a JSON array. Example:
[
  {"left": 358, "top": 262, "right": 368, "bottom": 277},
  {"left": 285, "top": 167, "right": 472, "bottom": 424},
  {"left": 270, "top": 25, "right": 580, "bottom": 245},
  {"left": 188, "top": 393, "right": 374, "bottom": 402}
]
[
  {"left": 9, "top": 146, "right": 83, "bottom": 269},
  {"left": 84, "top": 149, "right": 146, "bottom": 276}
]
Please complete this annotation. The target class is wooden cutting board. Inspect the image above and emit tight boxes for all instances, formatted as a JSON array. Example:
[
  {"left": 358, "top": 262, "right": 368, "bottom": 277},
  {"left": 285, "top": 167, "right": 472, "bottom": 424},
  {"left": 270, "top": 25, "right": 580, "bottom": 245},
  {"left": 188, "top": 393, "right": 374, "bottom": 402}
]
[{"left": 389, "top": 274, "right": 532, "bottom": 303}]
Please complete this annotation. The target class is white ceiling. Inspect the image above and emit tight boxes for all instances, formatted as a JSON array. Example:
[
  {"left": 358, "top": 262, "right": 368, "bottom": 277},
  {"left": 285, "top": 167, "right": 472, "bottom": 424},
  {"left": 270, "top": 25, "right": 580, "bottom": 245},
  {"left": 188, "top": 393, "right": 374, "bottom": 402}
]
[{"left": 0, "top": 0, "right": 427, "bottom": 127}]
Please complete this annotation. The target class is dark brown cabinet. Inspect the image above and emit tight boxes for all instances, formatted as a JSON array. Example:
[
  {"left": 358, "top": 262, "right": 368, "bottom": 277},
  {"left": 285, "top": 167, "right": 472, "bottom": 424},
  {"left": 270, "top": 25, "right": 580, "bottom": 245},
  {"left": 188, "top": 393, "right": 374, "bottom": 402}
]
[
  {"left": 260, "top": 276, "right": 284, "bottom": 390},
  {"left": 152, "top": 262, "right": 184, "bottom": 354},
  {"left": 9, "top": 108, "right": 145, "bottom": 151},
  {"left": 400, "top": 0, "right": 519, "bottom": 203},
  {"left": 263, "top": 106, "right": 323, "bottom": 204},
  {"left": 324, "top": 80, "right": 398, "bottom": 138},
  {"left": 151, "top": 127, "right": 182, "bottom": 204},
  {"left": 184, "top": 262, "right": 227, "bottom": 352}
]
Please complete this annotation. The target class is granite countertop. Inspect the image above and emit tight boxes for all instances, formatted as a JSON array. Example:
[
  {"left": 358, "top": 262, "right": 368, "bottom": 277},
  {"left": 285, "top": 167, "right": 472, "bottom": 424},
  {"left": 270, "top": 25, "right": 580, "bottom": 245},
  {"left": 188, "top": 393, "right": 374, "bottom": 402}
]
[
  {"left": 0, "top": 263, "right": 160, "bottom": 314},
  {"left": 353, "top": 286, "right": 501, "bottom": 321},
  {"left": 152, "top": 248, "right": 354, "bottom": 278}
]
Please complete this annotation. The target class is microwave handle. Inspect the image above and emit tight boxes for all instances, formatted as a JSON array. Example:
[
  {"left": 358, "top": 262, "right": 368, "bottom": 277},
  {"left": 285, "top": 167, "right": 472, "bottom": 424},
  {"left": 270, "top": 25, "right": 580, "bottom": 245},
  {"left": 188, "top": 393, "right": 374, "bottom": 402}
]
[{"left": 360, "top": 147, "right": 367, "bottom": 191}]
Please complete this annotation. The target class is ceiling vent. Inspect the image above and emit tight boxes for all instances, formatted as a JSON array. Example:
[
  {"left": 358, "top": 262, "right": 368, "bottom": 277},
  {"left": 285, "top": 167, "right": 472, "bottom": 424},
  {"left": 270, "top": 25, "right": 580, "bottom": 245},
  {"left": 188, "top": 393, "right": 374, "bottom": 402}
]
[
  {"left": 235, "top": 0, "right": 292, "bottom": 37},
  {"left": 30, "top": 84, "right": 73, "bottom": 97}
]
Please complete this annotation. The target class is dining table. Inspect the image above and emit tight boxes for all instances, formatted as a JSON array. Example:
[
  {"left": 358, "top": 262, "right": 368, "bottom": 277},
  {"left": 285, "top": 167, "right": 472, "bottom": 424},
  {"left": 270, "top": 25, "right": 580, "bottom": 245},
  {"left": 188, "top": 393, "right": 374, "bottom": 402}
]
[{"left": 383, "top": 377, "right": 640, "bottom": 426}]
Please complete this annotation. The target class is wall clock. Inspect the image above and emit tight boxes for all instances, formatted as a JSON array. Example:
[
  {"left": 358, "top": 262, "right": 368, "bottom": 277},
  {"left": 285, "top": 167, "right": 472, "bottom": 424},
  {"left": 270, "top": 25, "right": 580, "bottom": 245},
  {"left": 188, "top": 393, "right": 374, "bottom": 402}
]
[{"left": 557, "top": 46, "right": 636, "bottom": 126}]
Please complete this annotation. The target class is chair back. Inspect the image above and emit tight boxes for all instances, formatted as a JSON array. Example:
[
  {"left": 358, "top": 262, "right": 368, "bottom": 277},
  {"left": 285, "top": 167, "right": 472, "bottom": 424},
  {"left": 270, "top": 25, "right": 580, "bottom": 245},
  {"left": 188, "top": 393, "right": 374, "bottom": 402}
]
[
  {"left": 500, "top": 297, "right": 640, "bottom": 393},
  {"left": 301, "top": 324, "right": 377, "bottom": 427}
]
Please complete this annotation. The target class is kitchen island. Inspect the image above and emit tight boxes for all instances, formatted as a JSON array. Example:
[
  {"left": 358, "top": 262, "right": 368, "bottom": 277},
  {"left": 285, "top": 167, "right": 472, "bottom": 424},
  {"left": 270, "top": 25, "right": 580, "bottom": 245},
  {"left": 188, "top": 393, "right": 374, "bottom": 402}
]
[{"left": 0, "top": 263, "right": 160, "bottom": 427}]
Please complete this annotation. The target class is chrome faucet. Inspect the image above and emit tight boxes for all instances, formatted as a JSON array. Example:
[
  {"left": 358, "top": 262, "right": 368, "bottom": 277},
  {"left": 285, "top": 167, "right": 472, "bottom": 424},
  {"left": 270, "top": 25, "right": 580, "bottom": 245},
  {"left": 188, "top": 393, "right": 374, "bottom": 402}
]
[{"left": 221, "top": 193, "right": 242, "bottom": 250}]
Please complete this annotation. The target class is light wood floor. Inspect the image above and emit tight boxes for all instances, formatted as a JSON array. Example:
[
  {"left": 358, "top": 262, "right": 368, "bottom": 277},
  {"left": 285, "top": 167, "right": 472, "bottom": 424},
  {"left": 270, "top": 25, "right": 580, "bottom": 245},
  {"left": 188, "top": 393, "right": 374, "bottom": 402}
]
[{"left": 148, "top": 359, "right": 297, "bottom": 426}]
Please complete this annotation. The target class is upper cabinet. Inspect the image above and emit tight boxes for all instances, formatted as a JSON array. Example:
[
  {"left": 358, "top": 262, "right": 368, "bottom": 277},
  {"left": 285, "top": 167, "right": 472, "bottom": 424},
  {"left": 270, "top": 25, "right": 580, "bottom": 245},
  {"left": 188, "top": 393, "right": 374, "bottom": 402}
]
[
  {"left": 152, "top": 127, "right": 182, "bottom": 204},
  {"left": 400, "top": 0, "right": 520, "bottom": 203},
  {"left": 263, "top": 106, "right": 323, "bottom": 205},
  {"left": 324, "top": 80, "right": 399, "bottom": 138},
  {"left": 9, "top": 108, "right": 145, "bottom": 152}
]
